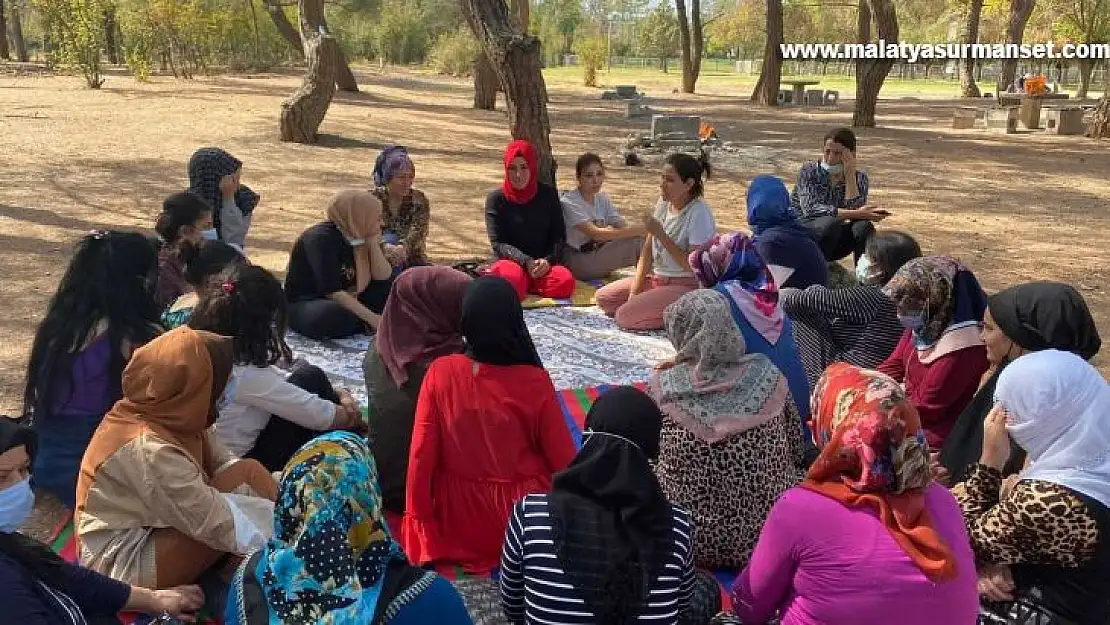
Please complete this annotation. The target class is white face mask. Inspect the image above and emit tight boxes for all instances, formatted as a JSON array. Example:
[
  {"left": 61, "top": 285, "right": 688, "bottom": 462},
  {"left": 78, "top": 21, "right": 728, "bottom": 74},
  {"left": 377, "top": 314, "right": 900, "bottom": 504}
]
[
  {"left": 0, "top": 477, "right": 34, "bottom": 533},
  {"left": 200, "top": 228, "right": 219, "bottom": 241},
  {"left": 820, "top": 161, "right": 844, "bottom": 176},
  {"left": 347, "top": 238, "right": 366, "bottom": 247},
  {"left": 855, "top": 253, "right": 873, "bottom": 285}
]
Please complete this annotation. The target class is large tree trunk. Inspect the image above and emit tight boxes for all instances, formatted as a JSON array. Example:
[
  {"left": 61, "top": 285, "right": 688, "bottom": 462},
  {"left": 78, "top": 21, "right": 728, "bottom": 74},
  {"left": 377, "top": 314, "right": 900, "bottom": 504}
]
[
  {"left": 751, "top": 0, "right": 783, "bottom": 105},
  {"left": 1086, "top": 62, "right": 1110, "bottom": 136},
  {"left": 335, "top": 49, "right": 358, "bottom": 92},
  {"left": 104, "top": 8, "right": 119, "bottom": 65},
  {"left": 853, "top": 0, "right": 898, "bottom": 127},
  {"left": 1076, "top": 58, "right": 1095, "bottom": 98},
  {"left": 473, "top": 53, "right": 499, "bottom": 109},
  {"left": 296, "top": 0, "right": 357, "bottom": 91},
  {"left": 959, "top": 0, "right": 984, "bottom": 97},
  {"left": 264, "top": 0, "right": 304, "bottom": 60},
  {"left": 281, "top": 0, "right": 338, "bottom": 142},
  {"left": 510, "top": 0, "right": 528, "bottom": 32},
  {"left": 999, "top": 0, "right": 1035, "bottom": 93},
  {"left": 675, "top": 0, "right": 703, "bottom": 93},
  {"left": 0, "top": 0, "right": 9, "bottom": 60},
  {"left": 10, "top": 2, "right": 24, "bottom": 61},
  {"left": 461, "top": 0, "right": 557, "bottom": 185}
]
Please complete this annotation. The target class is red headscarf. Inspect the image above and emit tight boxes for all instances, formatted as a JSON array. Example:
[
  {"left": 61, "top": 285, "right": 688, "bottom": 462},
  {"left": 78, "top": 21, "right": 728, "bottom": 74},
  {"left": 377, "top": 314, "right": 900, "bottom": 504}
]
[
  {"left": 502, "top": 139, "right": 539, "bottom": 204},
  {"left": 375, "top": 266, "right": 472, "bottom": 387},
  {"left": 803, "top": 362, "right": 957, "bottom": 583}
]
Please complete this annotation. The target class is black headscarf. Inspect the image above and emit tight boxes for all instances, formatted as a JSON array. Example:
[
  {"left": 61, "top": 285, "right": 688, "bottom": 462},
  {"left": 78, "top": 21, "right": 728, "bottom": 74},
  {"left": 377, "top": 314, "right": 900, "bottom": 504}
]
[
  {"left": 939, "top": 282, "right": 1102, "bottom": 483},
  {"left": 460, "top": 276, "right": 542, "bottom": 367},
  {"left": 548, "top": 387, "right": 674, "bottom": 624},
  {"left": 187, "top": 147, "right": 260, "bottom": 236},
  {"left": 0, "top": 418, "right": 69, "bottom": 592}
]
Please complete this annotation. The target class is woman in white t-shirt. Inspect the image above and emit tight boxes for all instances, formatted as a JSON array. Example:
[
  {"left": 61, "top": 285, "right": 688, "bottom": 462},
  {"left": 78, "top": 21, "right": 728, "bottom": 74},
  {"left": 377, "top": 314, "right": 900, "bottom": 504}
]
[
  {"left": 596, "top": 153, "right": 717, "bottom": 330},
  {"left": 560, "top": 153, "right": 645, "bottom": 281}
]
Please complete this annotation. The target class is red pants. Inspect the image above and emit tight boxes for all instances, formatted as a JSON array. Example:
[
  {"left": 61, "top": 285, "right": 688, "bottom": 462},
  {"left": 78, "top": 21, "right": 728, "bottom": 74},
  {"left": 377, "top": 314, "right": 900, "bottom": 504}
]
[{"left": 487, "top": 259, "right": 576, "bottom": 302}]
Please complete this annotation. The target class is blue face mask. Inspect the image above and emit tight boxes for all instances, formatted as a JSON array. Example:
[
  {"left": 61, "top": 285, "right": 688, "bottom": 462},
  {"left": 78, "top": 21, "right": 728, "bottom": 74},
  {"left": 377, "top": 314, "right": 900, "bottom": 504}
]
[
  {"left": 898, "top": 311, "right": 927, "bottom": 331},
  {"left": 0, "top": 477, "right": 34, "bottom": 533},
  {"left": 855, "top": 254, "right": 873, "bottom": 285},
  {"left": 820, "top": 161, "right": 844, "bottom": 176},
  {"left": 200, "top": 228, "right": 219, "bottom": 241}
]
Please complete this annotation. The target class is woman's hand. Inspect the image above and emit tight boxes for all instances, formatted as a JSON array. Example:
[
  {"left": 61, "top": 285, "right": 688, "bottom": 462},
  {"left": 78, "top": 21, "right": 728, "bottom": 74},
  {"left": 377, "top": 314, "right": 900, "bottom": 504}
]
[
  {"left": 929, "top": 452, "right": 951, "bottom": 487},
  {"left": 841, "top": 149, "right": 857, "bottom": 176},
  {"left": 977, "top": 564, "right": 1016, "bottom": 602},
  {"left": 219, "top": 174, "right": 239, "bottom": 201},
  {"left": 530, "top": 258, "right": 551, "bottom": 278},
  {"left": 383, "top": 243, "right": 407, "bottom": 266},
  {"left": 153, "top": 586, "right": 205, "bottom": 620},
  {"left": 641, "top": 213, "right": 665, "bottom": 238},
  {"left": 980, "top": 404, "right": 1012, "bottom": 471}
]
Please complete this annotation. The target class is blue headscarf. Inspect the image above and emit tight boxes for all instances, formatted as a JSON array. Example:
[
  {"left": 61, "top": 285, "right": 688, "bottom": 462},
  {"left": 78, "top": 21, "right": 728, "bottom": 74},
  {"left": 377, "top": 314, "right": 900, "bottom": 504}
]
[
  {"left": 373, "top": 145, "right": 412, "bottom": 187},
  {"left": 252, "top": 432, "right": 408, "bottom": 624},
  {"left": 746, "top": 175, "right": 810, "bottom": 238},
  {"left": 745, "top": 175, "right": 828, "bottom": 289}
]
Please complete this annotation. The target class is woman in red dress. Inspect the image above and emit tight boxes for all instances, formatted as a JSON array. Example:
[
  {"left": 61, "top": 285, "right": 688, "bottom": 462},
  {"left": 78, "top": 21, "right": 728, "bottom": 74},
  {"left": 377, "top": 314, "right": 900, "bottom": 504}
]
[{"left": 401, "top": 275, "right": 577, "bottom": 575}]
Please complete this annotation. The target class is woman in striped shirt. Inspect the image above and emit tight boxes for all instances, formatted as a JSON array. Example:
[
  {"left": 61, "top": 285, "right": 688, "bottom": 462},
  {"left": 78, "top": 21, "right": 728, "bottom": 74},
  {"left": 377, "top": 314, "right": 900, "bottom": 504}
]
[{"left": 499, "top": 386, "right": 697, "bottom": 624}]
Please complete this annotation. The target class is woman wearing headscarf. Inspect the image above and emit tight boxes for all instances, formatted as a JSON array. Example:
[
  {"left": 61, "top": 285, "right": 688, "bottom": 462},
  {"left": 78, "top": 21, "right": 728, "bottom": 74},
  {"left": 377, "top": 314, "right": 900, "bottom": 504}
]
[
  {"left": 955, "top": 350, "right": 1110, "bottom": 625},
  {"left": 746, "top": 175, "right": 827, "bottom": 290},
  {"left": 877, "top": 255, "right": 990, "bottom": 449},
  {"left": 0, "top": 417, "right": 206, "bottom": 624},
  {"left": 188, "top": 147, "right": 260, "bottom": 252},
  {"left": 651, "top": 290, "right": 804, "bottom": 570},
  {"left": 363, "top": 266, "right": 472, "bottom": 515},
  {"left": 690, "top": 231, "right": 811, "bottom": 426},
  {"left": 401, "top": 276, "right": 577, "bottom": 575},
  {"left": 284, "top": 190, "right": 395, "bottom": 340},
  {"left": 485, "top": 140, "right": 576, "bottom": 302},
  {"left": 500, "top": 386, "right": 698, "bottom": 624},
  {"left": 76, "top": 326, "right": 277, "bottom": 589},
  {"left": 226, "top": 432, "right": 474, "bottom": 625},
  {"left": 938, "top": 281, "right": 1101, "bottom": 486},
  {"left": 729, "top": 363, "right": 979, "bottom": 625},
  {"left": 371, "top": 145, "right": 431, "bottom": 271}
]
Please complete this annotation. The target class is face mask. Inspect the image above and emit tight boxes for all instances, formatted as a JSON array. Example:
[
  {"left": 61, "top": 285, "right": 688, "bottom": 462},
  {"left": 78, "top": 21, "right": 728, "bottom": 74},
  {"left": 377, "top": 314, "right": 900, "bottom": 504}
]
[
  {"left": 347, "top": 238, "right": 366, "bottom": 247},
  {"left": 898, "top": 311, "right": 927, "bottom": 331},
  {"left": 200, "top": 228, "right": 219, "bottom": 241},
  {"left": 0, "top": 477, "right": 34, "bottom": 533},
  {"left": 820, "top": 161, "right": 844, "bottom": 175},
  {"left": 855, "top": 254, "right": 872, "bottom": 285}
]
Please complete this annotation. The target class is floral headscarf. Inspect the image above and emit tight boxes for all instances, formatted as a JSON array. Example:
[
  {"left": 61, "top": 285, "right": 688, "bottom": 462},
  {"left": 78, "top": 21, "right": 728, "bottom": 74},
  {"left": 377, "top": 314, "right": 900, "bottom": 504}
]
[
  {"left": 254, "top": 432, "right": 408, "bottom": 624},
  {"left": 689, "top": 231, "right": 784, "bottom": 344},
  {"left": 652, "top": 290, "right": 789, "bottom": 443},
  {"left": 804, "top": 362, "right": 956, "bottom": 582},
  {"left": 372, "top": 145, "right": 413, "bottom": 188},
  {"left": 883, "top": 255, "right": 988, "bottom": 362}
]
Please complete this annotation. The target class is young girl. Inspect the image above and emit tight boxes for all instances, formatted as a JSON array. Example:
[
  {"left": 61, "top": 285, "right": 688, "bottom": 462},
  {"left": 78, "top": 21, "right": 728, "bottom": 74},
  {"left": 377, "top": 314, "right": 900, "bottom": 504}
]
[
  {"left": 22, "top": 230, "right": 162, "bottom": 508},
  {"left": 189, "top": 264, "right": 365, "bottom": 472},
  {"left": 154, "top": 191, "right": 214, "bottom": 310},
  {"left": 161, "top": 240, "right": 245, "bottom": 329},
  {"left": 188, "top": 147, "right": 259, "bottom": 252},
  {"left": 596, "top": 153, "right": 717, "bottom": 331}
]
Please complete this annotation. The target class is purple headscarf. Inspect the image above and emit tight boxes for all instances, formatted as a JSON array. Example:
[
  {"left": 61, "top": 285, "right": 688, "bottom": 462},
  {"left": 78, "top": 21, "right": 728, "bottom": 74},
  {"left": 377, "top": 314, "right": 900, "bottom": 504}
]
[
  {"left": 689, "top": 232, "right": 785, "bottom": 344},
  {"left": 372, "top": 145, "right": 412, "bottom": 187}
]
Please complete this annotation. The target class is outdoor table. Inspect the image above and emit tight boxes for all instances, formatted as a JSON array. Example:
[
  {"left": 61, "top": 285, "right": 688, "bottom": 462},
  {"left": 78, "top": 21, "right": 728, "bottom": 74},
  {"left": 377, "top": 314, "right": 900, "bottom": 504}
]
[{"left": 783, "top": 80, "right": 821, "bottom": 105}]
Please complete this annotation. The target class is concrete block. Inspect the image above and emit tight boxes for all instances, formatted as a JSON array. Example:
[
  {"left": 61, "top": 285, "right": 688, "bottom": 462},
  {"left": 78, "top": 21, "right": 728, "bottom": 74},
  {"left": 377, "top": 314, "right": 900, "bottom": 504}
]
[
  {"left": 651, "top": 114, "right": 701, "bottom": 140},
  {"left": 624, "top": 101, "right": 651, "bottom": 118},
  {"left": 1046, "top": 107, "right": 1085, "bottom": 135},
  {"left": 615, "top": 85, "right": 639, "bottom": 99},
  {"left": 1019, "top": 97, "right": 1043, "bottom": 129},
  {"left": 824, "top": 90, "right": 840, "bottom": 105},
  {"left": 985, "top": 106, "right": 1018, "bottom": 134},
  {"left": 776, "top": 90, "right": 791, "bottom": 105},
  {"left": 804, "top": 89, "right": 825, "bottom": 105},
  {"left": 952, "top": 107, "right": 979, "bottom": 129}
]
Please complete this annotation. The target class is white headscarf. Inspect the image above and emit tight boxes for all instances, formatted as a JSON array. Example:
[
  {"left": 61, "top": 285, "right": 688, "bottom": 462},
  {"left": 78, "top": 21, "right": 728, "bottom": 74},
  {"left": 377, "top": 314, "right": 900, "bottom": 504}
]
[{"left": 998, "top": 349, "right": 1110, "bottom": 508}]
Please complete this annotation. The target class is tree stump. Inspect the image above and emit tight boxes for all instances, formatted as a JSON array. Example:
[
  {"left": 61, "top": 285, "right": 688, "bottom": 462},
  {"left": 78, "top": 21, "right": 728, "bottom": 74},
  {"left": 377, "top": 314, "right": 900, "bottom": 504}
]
[{"left": 279, "top": 32, "right": 338, "bottom": 143}]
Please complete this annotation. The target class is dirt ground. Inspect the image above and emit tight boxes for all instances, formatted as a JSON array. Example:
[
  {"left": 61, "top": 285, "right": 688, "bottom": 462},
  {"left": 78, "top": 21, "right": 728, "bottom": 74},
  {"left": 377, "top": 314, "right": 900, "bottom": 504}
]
[{"left": 1, "top": 66, "right": 1107, "bottom": 417}]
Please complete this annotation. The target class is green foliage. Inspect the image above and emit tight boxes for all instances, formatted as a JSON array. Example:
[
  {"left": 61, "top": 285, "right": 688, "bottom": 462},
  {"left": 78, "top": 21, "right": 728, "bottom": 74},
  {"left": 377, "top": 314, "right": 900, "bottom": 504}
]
[
  {"left": 637, "top": 4, "right": 679, "bottom": 60},
  {"left": 533, "top": 0, "right": 583, "bottom": 64},
  {"left": 428, "top": 28, "right": 481, "bottom": 76},
  {"left": 374, "top": 2, "right": 428, "bottom": 64},
  {"left": 574, "top": 34, "right": 607, "bottom": 86},
  {"left": 32, "top": 0, "right": 109, "bottom": 88}
]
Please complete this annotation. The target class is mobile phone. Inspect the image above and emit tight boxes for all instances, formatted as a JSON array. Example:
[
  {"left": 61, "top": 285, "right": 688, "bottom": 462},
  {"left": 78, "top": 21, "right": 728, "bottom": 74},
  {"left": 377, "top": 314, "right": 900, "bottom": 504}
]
[{"left": 872, "top": 209, "right": 892, "bottom": 216}]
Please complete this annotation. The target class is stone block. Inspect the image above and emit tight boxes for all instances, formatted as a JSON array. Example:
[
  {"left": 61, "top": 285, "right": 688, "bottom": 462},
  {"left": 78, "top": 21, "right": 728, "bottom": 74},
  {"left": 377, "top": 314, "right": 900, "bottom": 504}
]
[
  {"left": 985, "top": 106, "right": 1018, "bottom": 134},
  {"left": 624, "top": 101, "right": 651, "bottom": 118},
  {"left": 776, "top": 90, "right": 791, "bottom": 105},
  {"left": 824, "top": 90, "right": 840, "bottom": 105},
  {"left": 615, "top": 85, "right": 639, "bottom": 99},
  {"left": 952, "top": 107, "right": 979, "bottom": 129},
  {"left": 1046, "top": 107, "right": 1085, "bottom": 135},
  {"left": 804, "top": 89, "right": 825, "bottom": 105},
  {"left": 651, "top": 114, "right": 701, "bottom": 140},
  {"left": 1019, "top": 97, "right": 1043, "bottom": 129}
]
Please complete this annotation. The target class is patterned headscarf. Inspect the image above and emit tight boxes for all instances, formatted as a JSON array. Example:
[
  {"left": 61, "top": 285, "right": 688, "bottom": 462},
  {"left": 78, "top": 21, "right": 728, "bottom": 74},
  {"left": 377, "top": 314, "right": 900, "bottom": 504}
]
[
  {"left": 653, "top": 290, "right": 788, "bottom": 443},
  {"left": 804, "top": 362, "right": 957, "bottom": 582},
  {"left": 372, "top": 145, "right": 413, "bottom": 188},
  {"left": 255, "top": 432, "right": 408, "bottom": 624},
  {"left": 187, "top": 148, "right": 260, "bottom": 234},
  {"left": 883, "top": 255, "right": 988, "bottom": 361},
  {"left": 689, "top": 231, "right": 785, "bottom": 344}
]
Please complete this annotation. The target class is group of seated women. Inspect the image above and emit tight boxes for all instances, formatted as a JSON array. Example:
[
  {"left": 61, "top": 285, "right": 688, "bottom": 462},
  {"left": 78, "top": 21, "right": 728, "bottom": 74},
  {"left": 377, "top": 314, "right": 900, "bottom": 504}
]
[{"left": 4, "top": 129, "right": 1109, "bottom": 625}]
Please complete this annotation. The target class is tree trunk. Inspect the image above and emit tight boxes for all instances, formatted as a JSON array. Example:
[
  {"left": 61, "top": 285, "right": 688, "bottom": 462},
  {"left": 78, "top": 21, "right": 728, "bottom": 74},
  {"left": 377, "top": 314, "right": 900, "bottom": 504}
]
[
  {"left": 751, "top": 0, "right": 783, "bottom": 105},
  {"left": 676, "top": 0, "right": 693, "bottom": 92},
  {"left": 510, "top": 0, "right": 528, "bottom": 33},
  {"left": 104, "top": 8, "right": 119, "bottom": 65},
  {"left": 9, "top": 1, "right": 25, "bottom": 61},
  {"left": 264, "top": 0, "right": 304, "bottom": 60},
  {"left": 296, "top": 0, "right": 356, "bottom": 91},
  {"left": 280, "top": 0, "right": 338, "bottom": 143},
  {"left": 473, "top": 53, "right": 499, "bottom": 109},
  {"left": 959, "top": 0, "right": 984, "bottom": 98},
  {"left": 853, "top": 0, "right": 898, "bottom": 127},
  {"left": 999, "top": 0, "right": 1035, "bottom": 93},
  {"left": 0, "top": 0, "right": 9, "bottom": 60},
  {"left": 335, "top": 49, "right": 358, "bottom": 91},
  {"left": 461, "top": 0, "right": 557, "bottom": 185},
  {"left": 1077, "top": 58, "right": 1094, "bottom": 98},
  {"left": 1085, "top": 63, "right": 1110, "bottom": 137}
]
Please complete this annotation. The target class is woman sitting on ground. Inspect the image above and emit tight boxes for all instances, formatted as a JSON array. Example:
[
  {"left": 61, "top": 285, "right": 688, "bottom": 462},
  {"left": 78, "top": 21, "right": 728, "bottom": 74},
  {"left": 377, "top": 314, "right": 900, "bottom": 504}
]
[
  {"left": 77, "top": 326, "right": 276, "bottom": 589},
  {"left": 501, "top": 386, "right": 717, "bottom": 625},
  {"left": 690, "top": 232, "right": 810, "bottom": 426},
  {"left": 596, "top": 153, "right": 717, "bottom": 331},
  {"left": 371, "top": 145, "right": 431, "bottom": 272},
  {"left": 284, "top": 190, "right": 394, "bottom": 340},
  {"left": 939, "top": 281, "right": 1101, "bottom": 485},
  {"left": 730, "top": 363, "right": 978, "bottom": 625},
  {"left": 956, "top": 350, "right": 1110, "bottom": 625},
  {"left": 362, "top": 266, "right": 472, "bottom": 515},
  {"left": 747, "top": 174, "right": 827, "bottom": 289},
  {"left": 878, "top": 255, "right": 990, "bottom": 450},
  {"left": 189, "top": 264, "right": 365, "bottom": 472},
  {"left": 188, "top": 147, "right": 259, "bottom": 252},
  {"left": 0, "top": 418, "right": 207, "bottom": 624},
  {"left": 154, "top": 191, "right": 214, "bottom": 310},
  {"left": 401, "top": 276, "right": 577, "bottom": 575},
  {"left": 161, "top": 240, "right": 245, "bottom": 330},
  {"left": 23, "top": 230, "right": 162, "bottom": 509},
  {"left": 789, "top": 127, "right": 888, "bottom": 264},
  {"left": 651, "top": 290, "right": 804, "bottom": 570},
  {"left": 560, "top": 152, "right": 644, "bottom": 281},
  {"left": 782, "top": 230, "right": 922, "bottom": 388},
  {"left": 485, "top": 140, "right": 576, "bottom": 301},
  {"left": 227, "top": 432, "right": 474, "bottom": 625}
]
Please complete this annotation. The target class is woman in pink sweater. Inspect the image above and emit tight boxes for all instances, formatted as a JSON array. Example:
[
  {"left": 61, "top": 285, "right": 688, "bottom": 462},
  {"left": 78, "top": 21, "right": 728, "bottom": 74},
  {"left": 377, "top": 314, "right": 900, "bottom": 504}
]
[{"left": 729, "top": 363, "right": 978, "bottom": 625}]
